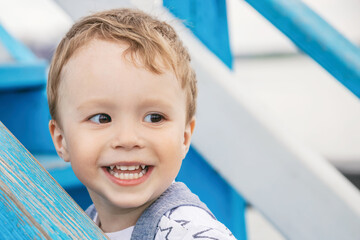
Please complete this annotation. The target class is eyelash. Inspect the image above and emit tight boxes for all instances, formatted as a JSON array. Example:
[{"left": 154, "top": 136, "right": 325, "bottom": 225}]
[
  {"left": 144, "top": 113, "right": 165, "bottom": 123},
  {"left": 88, "top": 113, "right": 165, "bottom": 124},
  {"left": 89, "top": 113, "right": 112, "bottom": 124}
]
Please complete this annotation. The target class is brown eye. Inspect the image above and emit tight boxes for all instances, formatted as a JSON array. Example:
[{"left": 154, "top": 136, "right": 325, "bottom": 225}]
[
  {"left": 144, "top": 114, "right": 164, "bottom": 123},
  {"left": 89, "top": 114, "right": 112, "bottom": 124}
]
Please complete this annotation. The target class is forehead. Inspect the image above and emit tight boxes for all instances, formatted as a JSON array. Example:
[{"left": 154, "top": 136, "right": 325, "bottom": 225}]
[
  {"left": 58, "top": 39, "right": 185, "bottom": 107},
  {"left": 61, "top": 38, "right": 177, "bottom": 86}
]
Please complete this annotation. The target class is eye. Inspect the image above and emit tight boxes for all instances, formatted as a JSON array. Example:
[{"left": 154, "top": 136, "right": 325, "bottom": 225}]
[
  {"left": 144, "top": 113, "right": 164, "bottom": 123},
  {"left": 89, "top": 113, "right": 112, "bottom": 124}
]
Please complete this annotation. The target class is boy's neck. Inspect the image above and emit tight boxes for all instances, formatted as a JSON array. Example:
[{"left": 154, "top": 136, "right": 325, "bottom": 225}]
[
  {"left": 97, "top": 206, "right": 139, "bottom": 233},
  {"left": 89, "top": 192, "right": 155, "bottom": 233}
]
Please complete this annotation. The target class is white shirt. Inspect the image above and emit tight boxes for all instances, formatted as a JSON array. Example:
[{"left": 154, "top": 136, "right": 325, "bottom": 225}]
[{"left": 93, "top": 214, "right": 134, "bottom": 240}]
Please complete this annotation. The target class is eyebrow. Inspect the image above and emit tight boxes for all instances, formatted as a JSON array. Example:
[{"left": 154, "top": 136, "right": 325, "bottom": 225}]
[
  {"left": 75, "top": 96, "right": 178, "bottom": 115},
  {"left": 138, "top": 97, "right": 175, "bottom": 109},
  {"left": 76, "top": 99, "right": 116, "bottom": 112}
]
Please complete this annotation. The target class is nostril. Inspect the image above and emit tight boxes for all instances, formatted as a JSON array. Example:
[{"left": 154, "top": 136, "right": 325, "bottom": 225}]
[
  {"left": 110, "top": 136, "right": 143, "bottom": 150},
  {"left": 109, "top": 124, "right": 144, "bottom": 149}
]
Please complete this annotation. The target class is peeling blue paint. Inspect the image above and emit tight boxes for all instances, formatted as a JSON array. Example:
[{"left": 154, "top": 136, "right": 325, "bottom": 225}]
[{"left": 0, "top": 122, "right": 107, "bottom": 239}]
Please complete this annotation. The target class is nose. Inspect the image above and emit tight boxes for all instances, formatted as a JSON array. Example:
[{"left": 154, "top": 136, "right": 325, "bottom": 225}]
[{"left": 110, "top": 121, "right": 143, "bottom": 150}]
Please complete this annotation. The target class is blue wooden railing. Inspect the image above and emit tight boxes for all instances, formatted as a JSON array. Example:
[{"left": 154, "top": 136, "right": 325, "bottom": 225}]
[
  {"left": 163, "top": 0, "right": 233, "bottom": 69},
  {"left": 244, "top": 0, "right": 360, "bottom": 99},
  {"left": 0, "top": 122, "right": 107, "bottom": 239}
]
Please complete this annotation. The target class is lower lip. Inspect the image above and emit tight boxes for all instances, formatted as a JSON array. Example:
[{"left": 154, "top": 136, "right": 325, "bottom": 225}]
[{"left": 103, "top": 166, "right": 153, "bottom": 186}]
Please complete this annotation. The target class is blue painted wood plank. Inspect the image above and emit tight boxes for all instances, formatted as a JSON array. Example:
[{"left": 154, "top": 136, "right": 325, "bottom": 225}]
[
  {"left": 0, "top": 122, "right": 107, "bottom": 239},
  {"left": 0, "top": 88, "right": 56, "bottom": 154},
  {"left": 177, "top": 147, "right": 247, "bottom": 240},
  {"left": 0, "top": 63, "right": 47, "bottom": 91},
  {"left": 163, "top": 0, "right": 233, "bottom": 69},
  {"left": 245, "top": 0, "right": 360, "bottom": 98}
]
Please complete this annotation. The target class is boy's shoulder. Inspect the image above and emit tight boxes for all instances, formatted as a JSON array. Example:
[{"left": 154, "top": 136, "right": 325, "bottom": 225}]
[
  {"left": 85, "top": 182, "right": 237, "bottom": 239},
  {"left": 155, "top": 205, "right": 236, "bottom": 239},
  {"left": 136, "top": 182, "right": 237, "bottom": 239}
]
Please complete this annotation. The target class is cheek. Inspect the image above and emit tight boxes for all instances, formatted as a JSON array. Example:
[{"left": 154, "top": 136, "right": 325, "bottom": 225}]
[
  {"left": 157, "top": 130, "right": 185, "bottom": 168},
  {"left": 66, "top": 132, "right": 99, "bottom": 167},
  {"left": 163, "top": 125, "right": 183, "bottom": 145},
  {"left": 67, "top": 137, "right": 101, "bottom": 186}
]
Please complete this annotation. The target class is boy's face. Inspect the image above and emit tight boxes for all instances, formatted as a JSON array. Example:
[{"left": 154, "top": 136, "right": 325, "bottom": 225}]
[{"left": 50, "top": 39, "right": 195, "bottom": 212}]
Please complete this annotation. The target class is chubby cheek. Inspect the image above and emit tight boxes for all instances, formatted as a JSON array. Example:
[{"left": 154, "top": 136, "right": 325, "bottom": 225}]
[
  {"left": 66, "top": 135, "right": 100, "bottom": 182},
  {"left": 157, "top": 131, "right": 185, "bottom": 175}
]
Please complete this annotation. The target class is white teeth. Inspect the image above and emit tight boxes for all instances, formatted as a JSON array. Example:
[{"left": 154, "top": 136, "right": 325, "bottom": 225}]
[
  {"left": 109, "top": 165, "right": 147, "bottom": 171},
  {"left": 128, "top": 166, "right": 136, "bottom": 171},
  {"left": 109, "top": 168, "right": 148, "bottom": 180}
]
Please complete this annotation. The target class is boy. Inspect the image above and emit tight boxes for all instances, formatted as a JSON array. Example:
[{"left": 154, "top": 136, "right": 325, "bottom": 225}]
[{"left": 48, "top": 8, "right": 236, "bottom": 239}]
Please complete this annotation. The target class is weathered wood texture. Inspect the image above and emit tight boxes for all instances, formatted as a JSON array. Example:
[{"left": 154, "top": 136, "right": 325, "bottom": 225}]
[{"left": 0, "top": 122, "right": 108, "bottom": 239}]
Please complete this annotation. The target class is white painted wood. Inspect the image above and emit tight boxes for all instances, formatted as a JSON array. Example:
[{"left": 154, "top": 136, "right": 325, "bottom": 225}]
[
  {"left": 232, "top": 56, "right": 360, "bottom": 173},
  {"left": 246, "top": 207, "right": 285, "bottom": 240}
]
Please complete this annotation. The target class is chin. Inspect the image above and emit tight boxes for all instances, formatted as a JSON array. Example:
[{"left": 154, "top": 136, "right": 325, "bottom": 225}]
[{"left": 109, "top": 195, "right": 154, "bottom": 210}]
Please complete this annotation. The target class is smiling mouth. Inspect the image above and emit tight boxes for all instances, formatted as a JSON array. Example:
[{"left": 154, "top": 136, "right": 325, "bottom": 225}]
[{"left": 106, "top": 164, "right": 149, "bottom": 180}]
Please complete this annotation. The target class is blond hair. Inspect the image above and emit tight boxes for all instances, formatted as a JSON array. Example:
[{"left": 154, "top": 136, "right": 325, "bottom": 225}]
[{"left": 47, "top": 8, "right": 197, "bottom": 123}]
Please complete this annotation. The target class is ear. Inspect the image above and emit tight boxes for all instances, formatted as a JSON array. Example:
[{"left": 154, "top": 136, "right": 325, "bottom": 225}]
[
  {"left": 182, "top": 117, "right": 196, "bottom": 157},
  {"left": 49, "top": 120, "right": 70, "bottom": 162}
]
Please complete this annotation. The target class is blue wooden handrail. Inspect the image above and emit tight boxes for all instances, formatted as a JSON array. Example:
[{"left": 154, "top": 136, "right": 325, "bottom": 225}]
[
  {"left": 245, "top": 0, "right": 360, "bottom": 99},
  {"left": 0, "top": 63, "right": 47, "bottom": 91},
  {"left": 0, "top": 122, "right": 107, "bottom": 239}
]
